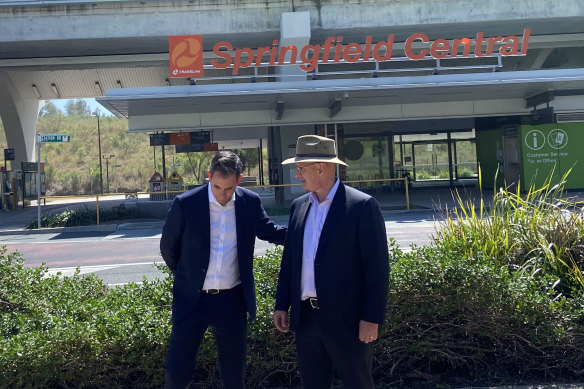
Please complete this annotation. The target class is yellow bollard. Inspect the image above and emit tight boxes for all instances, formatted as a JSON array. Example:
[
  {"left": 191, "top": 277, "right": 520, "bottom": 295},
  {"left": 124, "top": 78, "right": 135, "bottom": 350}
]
[{"left": 404, "top": 177, "right": 410, "bottom": 210}]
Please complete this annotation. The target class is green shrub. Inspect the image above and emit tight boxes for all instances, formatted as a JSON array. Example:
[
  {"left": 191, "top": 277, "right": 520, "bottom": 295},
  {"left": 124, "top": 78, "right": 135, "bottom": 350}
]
[
  {"left": 379, "top": 241, "right": 584, "bottom": 387},
  {"left": 5, "top": 173, "right": 584, "bottom": 389}
]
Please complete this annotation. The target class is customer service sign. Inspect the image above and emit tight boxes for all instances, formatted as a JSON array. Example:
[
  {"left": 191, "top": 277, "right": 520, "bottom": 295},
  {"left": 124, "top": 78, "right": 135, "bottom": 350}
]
[
  {"left": 169, "top": 29, "right": 530, "bottom": 78},
  {"left": 521, "top": 123, "right": 584, "bottom": 189}
]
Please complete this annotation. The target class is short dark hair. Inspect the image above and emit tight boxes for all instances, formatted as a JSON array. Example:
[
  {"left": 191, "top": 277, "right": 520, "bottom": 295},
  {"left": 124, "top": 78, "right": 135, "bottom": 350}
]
[{"left": 209, "top": 151, "right": 243, "bottom": 178}]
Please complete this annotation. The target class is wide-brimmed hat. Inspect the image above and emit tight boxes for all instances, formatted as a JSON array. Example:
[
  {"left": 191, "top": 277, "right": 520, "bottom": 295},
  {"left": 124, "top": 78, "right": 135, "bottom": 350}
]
[{"left": 282, "top": 135, "right": 349, "bottom": 166}]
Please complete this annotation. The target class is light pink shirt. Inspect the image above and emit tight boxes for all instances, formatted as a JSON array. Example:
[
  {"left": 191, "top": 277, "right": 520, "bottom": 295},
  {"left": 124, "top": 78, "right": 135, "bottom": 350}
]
[
  {"left": 202, "top": 184, "right": 240, "bottom": 290},
  {"left": 301, "top": 179, "right": 340, "bottom": 300}
]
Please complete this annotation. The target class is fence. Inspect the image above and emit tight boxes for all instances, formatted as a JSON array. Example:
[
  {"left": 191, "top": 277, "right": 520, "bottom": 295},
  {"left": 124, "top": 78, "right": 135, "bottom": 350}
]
[{"left": 34, "top": 177, "right": 411, "bottom": 226}]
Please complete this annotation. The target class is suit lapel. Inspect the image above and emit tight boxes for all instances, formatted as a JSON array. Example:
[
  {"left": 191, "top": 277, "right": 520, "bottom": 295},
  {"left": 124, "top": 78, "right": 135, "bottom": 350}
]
[
  {"left": 201, "top": 184, "right": 211, "bottom": 248},
  {"left": 234, "top": 187, "right": 245, "bottom": 258},
  {"left": 316, "top": 183, "right": 346, "bottom": 257}
]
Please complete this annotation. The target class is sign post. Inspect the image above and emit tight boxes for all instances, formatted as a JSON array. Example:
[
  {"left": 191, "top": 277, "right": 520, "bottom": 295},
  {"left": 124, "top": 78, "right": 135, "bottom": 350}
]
[{"left": 37, "top": 134, "right": 70, "bottom": 228}]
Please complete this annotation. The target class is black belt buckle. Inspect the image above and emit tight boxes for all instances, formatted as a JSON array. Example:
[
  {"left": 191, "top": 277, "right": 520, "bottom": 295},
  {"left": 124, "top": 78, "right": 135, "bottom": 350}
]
[
  {"left": 309, "top": 297, "right": 319, "bottom": 309},
  {"left": 204, "top": 289, "right": 221, "bottom": 294}
]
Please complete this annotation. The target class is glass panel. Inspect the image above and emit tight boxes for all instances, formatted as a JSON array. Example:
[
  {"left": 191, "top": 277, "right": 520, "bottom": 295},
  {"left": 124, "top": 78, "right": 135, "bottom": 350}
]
[
  {"left": 343, "top": 136, "right": 390, "bottom": 191},
  {"left": 414, "top": 142, "right": 450, "bottom": 180},
  {"left": 454, "top": 140, "right": 478, "bottom": 178}
]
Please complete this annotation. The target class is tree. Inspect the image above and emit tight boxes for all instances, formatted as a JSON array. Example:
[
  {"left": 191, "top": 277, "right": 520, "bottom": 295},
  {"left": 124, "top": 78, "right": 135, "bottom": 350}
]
[
  {"left": 234, "top": 148, "right": 259, "bottom": 176},
  {"left": 39, "top": 101, "right": 61, "bottom": 117},
  {"left": 65, "top": 99, "right": 91, "bottom": 116}
]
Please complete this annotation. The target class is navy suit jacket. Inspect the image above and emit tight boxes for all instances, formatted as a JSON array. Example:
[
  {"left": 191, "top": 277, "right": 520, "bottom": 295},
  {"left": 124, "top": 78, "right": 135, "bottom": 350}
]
[
  {"left": 275, "top": 183, "right": 389, "bottom": 336},
  {"left": 160, "top": 184, "right": 286, "bottom": 324}
]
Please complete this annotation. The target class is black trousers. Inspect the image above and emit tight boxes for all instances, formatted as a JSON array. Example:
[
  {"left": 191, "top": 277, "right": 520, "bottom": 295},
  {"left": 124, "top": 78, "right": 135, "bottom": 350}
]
[
  {"left": 164, "top": 285, "right": 247, "bottom": 389},
  {"left": 295, "top": 300, "right": 374, "bottom": 389}
]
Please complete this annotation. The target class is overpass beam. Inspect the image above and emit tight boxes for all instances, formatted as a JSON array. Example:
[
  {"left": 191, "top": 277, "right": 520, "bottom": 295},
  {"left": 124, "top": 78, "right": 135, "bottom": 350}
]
[{"left": 0, "top": 71, "right": 43, "bottom": 168}]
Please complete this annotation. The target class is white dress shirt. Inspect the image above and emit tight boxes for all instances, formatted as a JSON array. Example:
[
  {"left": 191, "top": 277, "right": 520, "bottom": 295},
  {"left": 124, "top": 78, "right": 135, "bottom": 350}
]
[
  {"left": 301, "top": 178, "right": 340, "bottom": 300},
  {"left": 202, "top": 184, "right": 240, "bottom": 290}
]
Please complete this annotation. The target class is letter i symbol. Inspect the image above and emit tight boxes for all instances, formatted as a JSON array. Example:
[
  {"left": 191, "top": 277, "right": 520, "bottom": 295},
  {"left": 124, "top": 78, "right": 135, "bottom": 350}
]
[{"left": 533, "top": 132, "right": 537, "bottom": 148}]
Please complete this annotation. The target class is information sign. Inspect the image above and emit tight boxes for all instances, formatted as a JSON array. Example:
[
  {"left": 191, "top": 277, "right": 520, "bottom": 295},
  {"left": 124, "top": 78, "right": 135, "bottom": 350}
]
[{"left": 39, "top": 134, "right": 70, "bottom": 143}]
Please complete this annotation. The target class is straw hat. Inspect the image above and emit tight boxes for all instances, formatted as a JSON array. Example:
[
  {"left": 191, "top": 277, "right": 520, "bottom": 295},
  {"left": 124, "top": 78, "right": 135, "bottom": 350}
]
[{"left": 282, "top": 135, "right": 348, "bottom": 166}]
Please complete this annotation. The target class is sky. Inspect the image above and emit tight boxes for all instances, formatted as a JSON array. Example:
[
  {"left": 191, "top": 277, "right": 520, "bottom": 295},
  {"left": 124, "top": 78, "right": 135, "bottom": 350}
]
[{"left": 49, "top": 98, "right": 113, "bottom": 116}]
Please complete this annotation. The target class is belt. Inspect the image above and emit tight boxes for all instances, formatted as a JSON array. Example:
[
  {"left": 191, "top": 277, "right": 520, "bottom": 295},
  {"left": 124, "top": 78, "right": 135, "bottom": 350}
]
[
  {"left": 201, "top": 288, "right": 229, "bottom": 294},
  {"left": 302, "top": 297, "right": 319, "bottom": 309}
]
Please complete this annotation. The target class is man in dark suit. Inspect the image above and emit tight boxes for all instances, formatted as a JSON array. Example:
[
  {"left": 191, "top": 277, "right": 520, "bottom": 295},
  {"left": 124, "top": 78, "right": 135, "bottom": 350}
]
[
  {"left": 273, "top": 135, "right": 389, "bottom": 389},
  {"left": 161, "top": 151, "right": 286, "bottom": 389}
]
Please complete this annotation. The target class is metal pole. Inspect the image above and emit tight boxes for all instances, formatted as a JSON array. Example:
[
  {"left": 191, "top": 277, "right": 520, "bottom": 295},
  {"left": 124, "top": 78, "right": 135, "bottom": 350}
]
[
  {"left": 97, "top": 115, "right": 103, "bottom": 194},
  {"left": 37, "top": 134, "right": 41, "bottom": 229},
  {"left": 105, "top": 157, "right": 110, "bottom": 193}
]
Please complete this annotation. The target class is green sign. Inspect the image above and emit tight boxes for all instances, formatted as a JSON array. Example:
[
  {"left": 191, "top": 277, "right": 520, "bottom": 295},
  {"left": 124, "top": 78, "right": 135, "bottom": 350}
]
[
  {"left": 39, "top": 134, "right": 70, "bottom": 143},
  {"left": 521, "top": 123, "right": 584, "bottom": 190}
]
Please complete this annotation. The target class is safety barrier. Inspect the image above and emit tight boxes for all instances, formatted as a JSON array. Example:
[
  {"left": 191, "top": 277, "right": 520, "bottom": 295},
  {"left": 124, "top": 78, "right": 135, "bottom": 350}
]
[{"left": 36, "top": 177, "right": 410, "bottom": 226}]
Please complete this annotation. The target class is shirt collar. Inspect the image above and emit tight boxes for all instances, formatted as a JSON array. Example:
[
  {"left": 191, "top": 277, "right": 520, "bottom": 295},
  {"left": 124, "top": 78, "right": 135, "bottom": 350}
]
[
  {"left": 309, "top": 178, "right": 340, "bottom": 205},
  {"left": 208, "top": 183, "right": 236, "bottom": 205}
]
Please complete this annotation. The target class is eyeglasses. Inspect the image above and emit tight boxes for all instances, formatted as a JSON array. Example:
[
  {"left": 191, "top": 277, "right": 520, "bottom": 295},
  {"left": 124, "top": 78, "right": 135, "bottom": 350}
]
[{"left": 295, "top": 162, "right": 317, "bottom": 173}]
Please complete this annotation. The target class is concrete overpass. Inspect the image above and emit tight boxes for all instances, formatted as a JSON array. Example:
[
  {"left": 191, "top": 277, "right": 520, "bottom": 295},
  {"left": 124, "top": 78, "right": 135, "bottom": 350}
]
[{"left": 1, "top": 0, "right": 584, "bottom": 167}]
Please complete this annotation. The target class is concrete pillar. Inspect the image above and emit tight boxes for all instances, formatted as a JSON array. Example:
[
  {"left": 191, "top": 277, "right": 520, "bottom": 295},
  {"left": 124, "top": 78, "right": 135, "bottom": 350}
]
[
  {"left": 277, "top": 11, "right": 311, "bottom": 82},
  {"left": 0, "top": 71, "right": 43, "bottom": 167}
]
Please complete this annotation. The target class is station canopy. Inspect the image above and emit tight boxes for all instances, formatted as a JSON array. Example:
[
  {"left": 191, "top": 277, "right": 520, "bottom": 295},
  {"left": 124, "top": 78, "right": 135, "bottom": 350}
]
[{"left": 97, "top": 68, "right": 584, "bottom": 133}]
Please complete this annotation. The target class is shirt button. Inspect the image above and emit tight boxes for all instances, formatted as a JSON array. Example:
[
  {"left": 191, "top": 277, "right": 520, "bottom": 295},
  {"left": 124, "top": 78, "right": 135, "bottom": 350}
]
[
  {"left": 202, "top": 268, "right": 206, "bottom": 272},
  {"left": 196, "top": 289, "right": 201, "bottom": 293}
]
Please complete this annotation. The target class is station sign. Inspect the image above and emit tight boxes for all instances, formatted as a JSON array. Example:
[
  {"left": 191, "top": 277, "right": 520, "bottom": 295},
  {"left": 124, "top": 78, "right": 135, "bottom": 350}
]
[
  {"left": 176, "top": 142, "right": 219, "bottom": 153},
  {"left": 169, "top": 29, "right": 530, "bottom": 77},
  {"left": 39, "top": 134, "right": 70, "bottom": 143},
  {"left": 150, "top": 131, "right": 212, "bottom": 147}
]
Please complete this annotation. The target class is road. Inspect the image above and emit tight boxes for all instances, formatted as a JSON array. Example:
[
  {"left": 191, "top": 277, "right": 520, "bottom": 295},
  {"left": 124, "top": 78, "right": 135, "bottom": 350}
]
[{"left": 0, "top": 210, "right": 441, "bottom": 285}]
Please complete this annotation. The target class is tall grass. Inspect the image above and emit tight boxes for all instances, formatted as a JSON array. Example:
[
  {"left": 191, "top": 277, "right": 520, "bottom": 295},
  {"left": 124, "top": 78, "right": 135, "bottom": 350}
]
[{"left": 437, "top": 168, "right": 584, "bottom": 291}]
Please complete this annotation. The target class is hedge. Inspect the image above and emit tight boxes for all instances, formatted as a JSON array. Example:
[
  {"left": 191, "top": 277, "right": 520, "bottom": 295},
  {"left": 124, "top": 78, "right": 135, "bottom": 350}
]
[{"left": 2, "top": 180, "right": 584, "bottom": 388}]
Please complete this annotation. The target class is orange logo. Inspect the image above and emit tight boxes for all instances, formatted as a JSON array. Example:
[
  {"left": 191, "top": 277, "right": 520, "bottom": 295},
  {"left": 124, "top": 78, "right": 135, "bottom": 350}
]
[{"left": 169, "top": 35, "right": 203, "bottom": 78}]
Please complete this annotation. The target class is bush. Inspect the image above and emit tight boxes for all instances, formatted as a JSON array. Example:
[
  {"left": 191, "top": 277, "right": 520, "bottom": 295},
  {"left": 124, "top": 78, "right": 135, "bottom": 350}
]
[
  {"left": 5, "top": 175, "right": 584, "bottom": 388},
  {"left": 0, "top": 247, "right": 172, "bottom": 388}
]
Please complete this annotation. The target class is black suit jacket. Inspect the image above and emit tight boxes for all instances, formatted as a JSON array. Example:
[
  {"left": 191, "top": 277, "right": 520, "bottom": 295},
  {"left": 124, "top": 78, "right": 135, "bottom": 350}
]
[
  {"left": 275, "top": 183, "right": 389, "bottom": 336},
  {"left": 160, "top": 184, "right": 286, "bottom": 324}
]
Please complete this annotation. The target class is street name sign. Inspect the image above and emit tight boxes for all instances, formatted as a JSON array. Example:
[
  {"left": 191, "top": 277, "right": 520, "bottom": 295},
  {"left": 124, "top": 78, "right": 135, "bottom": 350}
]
[{"left": 39, "top": 134, "right": 70, "bottom": 143}]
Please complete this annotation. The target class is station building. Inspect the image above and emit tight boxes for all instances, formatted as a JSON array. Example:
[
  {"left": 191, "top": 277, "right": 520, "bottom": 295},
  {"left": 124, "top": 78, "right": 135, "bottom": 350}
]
[{"left": 95, "top": 5, "right": 584, "bottom": 203}]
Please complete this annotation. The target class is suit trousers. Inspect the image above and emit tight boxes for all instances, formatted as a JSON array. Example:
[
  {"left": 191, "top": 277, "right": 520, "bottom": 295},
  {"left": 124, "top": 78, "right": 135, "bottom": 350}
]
[
  {"left": 295, "top": 300, "right": 375, "bottom": 389},
  {"left": 164, "top": 285, "right": 247, "bottom": 389}
]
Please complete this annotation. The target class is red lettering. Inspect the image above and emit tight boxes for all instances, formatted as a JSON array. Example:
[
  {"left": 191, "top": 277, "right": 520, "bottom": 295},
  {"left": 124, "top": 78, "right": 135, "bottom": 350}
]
[
  {"left": 333, "top": 36, "right": 343, "bottom": 63},
  {"left": 300, "top": 44, "right": 320, "bottom": 71},
  {"left": 430, "top": 39, "right": 450, "bottom": 59},
  {"left": 269, "top": 40, "right": 279, "bottom": 65},
  {"left": 372, "top": 35, "right": 394, "bottom": 61},
  {"left": 279, "top": 46, "right": 298, "bottom": 65},
  {"left": 405, "top": 33, "right": 428, "bottom": 60},
  {"left": 486, "top": 36, "right": 501, "bottom": 56},
  {"left": 233, "top": 47, "right": 254, "bottom": 75},
  {"left": 364, "top": 35, "right": 373, "bottom": 61},
  {"left": 500, "top": 35, "right": 520, "bottom": 55},
  {"left": 211, "top": 41, "right": 233, "bottom": 69},
  {"left": 322, "top": 37, "right": 335, "bottom": 63},
  {"left": 474, "top": 32, "right": 485, "bottom": 57},
  {"left": 451, "top": 38, "right": 471, "bottom": 57},
  {"left": 256, "top": 46, "right": 271, "bottom": 66},
  {"left": 343, "top": 43, "right": 362, "bottom": 63},
  {"left": 521, "top": 28, "right": 531, "bottom": 55}
]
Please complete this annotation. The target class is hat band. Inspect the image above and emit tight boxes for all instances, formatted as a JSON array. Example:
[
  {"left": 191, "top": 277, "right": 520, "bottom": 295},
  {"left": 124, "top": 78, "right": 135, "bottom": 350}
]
[{"left": 296, "top": 153, "right": 336, "bottom": 158}]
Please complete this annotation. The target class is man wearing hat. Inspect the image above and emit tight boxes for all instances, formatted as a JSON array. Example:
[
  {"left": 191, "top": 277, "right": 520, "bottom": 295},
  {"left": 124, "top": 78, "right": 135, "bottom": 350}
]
[{"left": 273, "top": 135, "right": 389, "bottom": 388}]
